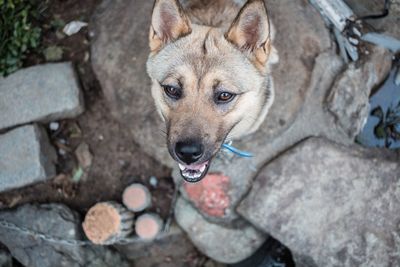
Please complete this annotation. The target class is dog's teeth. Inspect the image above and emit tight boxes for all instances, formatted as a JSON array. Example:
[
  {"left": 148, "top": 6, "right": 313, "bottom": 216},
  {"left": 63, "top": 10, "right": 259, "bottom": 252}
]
[
  {"left": 179, "top": 164, "right": 186, "bottom": 171},
  {"left": 199, "top": 165, "right": 206, "bottom": 173}
]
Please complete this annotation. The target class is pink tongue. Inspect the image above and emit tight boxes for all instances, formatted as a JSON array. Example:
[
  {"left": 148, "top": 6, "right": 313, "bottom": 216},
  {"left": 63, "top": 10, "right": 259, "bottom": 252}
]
[{"left": 185, "top": 161, "right": 208, "bottom": 171}]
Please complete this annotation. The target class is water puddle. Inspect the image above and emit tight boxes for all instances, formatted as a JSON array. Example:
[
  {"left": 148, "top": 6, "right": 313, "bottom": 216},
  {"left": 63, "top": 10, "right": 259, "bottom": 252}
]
[{"left": 357, "top": 67, "right": 400, "bottom": 149}]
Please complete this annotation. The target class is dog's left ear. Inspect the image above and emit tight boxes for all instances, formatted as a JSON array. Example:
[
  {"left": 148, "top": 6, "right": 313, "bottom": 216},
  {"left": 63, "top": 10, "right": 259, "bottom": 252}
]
[
  {"left": 149, "top": 0, "right": 192, "bottom": 52},
  {"left": 226, "top": 0, "right": 271, "bottom": 67}
]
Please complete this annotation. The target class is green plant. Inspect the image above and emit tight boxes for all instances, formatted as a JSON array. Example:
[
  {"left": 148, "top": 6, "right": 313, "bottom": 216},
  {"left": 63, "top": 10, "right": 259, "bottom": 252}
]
[
  {"left": 371, "top": 101, "right": 400, "bottom": 148},
  {"left": 0, "top": 0, "right": 43, "bottom": 76}
]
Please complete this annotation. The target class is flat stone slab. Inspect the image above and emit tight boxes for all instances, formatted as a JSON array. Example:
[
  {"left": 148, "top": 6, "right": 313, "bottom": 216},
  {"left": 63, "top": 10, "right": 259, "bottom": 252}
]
[
  {"left": 0, "top": 124, "right": 57, "bottom": 192},
  {"left": 0, "top": 63, "right": 84, "bottom": 130},
  {"left": 238, "top": 138, "right": 400, "bottom": 267}
]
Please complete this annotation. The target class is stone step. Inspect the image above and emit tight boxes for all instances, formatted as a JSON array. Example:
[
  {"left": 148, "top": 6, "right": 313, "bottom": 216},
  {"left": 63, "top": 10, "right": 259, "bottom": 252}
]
[
  {"left": 0, "top": 124, "right": 57, "bottom": 192},
  {"left": 0, "top": 63, "right": 84, "bottom": 131}
]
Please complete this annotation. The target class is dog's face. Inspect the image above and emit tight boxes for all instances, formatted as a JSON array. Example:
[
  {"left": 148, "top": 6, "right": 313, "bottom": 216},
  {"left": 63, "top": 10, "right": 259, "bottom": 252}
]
[{"left": 147, "top": 0, "right": 276, "bottom": 182}]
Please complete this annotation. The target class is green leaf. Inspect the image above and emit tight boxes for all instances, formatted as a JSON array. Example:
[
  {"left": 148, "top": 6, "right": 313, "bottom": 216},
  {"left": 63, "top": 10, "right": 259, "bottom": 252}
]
[
  {"left": 374, "top": 124, "right": 386, "bottom": 139},
  {"left": 0, "top": 0, "right": 44, "bottom": 76},
  {"left": 72, "top": 167, "right": 84, "bottom": 183}
]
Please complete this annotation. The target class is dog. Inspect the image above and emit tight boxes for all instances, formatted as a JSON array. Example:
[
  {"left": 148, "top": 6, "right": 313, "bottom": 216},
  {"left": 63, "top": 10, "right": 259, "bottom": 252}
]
[{"left": 146, "top": 0, "right": 278, "bottom": 182}]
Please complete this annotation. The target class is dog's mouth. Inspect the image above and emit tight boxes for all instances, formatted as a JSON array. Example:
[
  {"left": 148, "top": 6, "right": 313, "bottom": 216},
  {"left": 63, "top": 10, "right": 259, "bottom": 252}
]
[{"left": 178, "top": 160, "right": 211, "bottom": 183}]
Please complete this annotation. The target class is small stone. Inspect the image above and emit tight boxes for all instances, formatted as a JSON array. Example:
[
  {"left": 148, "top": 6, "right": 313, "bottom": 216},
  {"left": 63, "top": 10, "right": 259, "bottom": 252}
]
[
  {"left": 0, "top": 63, "right": 84, "bottom": 131},
  {"left": 58, "top": 148, "right": 66, "bottom": 156},
  {"left": 63, "top": 21, "right": 88, "bottom": 36},
  {"left": 0, "top": 124, "right": 57, "bottom": 192},
  {"left": 49, "top": 122, "right": 60, "bottom": 131},
  {"left": 84, "top": 52, "right": 90, "bottom": 62},
  {"left": 149, "top": 176, "right": 158, "bottom": 187},
  {"left": 58, "top": 139, "right": 67, "bottom": 145},
  {"left": 74, "top": 142, "right": 93, "bottom": 170}
]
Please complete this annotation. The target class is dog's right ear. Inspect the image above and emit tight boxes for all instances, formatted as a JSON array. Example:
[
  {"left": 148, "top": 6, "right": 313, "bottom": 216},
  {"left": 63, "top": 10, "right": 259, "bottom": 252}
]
[
  {"left": 226, "top": 0, "right": 272, "bottom": 69},
  {"left": 149, "top": 0, "right": 192, "bottom": 52}
]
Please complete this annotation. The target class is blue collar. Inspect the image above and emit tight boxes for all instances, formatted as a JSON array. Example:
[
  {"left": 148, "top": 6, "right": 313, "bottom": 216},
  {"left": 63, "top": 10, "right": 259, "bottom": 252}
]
[{"left": 221, "top": 143, "right": 253, "bottom": 158}]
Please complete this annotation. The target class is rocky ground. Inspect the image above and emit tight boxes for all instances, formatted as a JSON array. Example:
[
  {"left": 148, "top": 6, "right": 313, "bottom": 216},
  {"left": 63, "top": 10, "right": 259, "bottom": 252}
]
[{"left": 0, "top": 0, "right": 399, "bottom": 267}]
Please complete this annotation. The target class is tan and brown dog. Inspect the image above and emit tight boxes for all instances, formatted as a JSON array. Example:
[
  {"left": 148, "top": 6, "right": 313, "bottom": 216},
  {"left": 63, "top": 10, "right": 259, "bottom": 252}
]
[{"left": 146, "top": 0, "right": 278, "bottom": 182}]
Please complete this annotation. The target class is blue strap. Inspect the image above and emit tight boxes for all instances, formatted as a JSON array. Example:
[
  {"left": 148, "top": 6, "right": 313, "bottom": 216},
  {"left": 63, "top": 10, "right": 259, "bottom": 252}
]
[{"left": 221, "top": 143, "right": 253, "bottom": 158}]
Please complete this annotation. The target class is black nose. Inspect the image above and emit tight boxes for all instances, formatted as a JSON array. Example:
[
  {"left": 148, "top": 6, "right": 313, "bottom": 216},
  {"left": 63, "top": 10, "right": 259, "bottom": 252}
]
[{"left": 175, "top": 140, "right": 204, "bottom": 164}]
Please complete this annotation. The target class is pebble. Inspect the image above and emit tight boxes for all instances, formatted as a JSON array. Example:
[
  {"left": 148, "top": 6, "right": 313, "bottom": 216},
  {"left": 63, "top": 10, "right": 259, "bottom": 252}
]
[
  {"left": 49, "top": 122, "right": 60, "bottom": 131},
  {"left": 149, "top": 176, "right": 158, "bottom": 187}
]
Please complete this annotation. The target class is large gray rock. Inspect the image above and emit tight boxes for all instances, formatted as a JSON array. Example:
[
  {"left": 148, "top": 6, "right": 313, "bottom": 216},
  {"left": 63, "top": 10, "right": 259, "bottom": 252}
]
[
  {"left": 0, "top": 124, "right": 57, "bottom": 192},
  {"left": 0, "top": 204, "right": 129, "bottom": 267},
  {"left": 175, "top": 197, "right": 266, "bottom": 264},
  {"left": 0, "top": 63, "right": 84, "bottom": 131},
  {"left": 238, "top": 138, "right": 400, "bottom": 267}
]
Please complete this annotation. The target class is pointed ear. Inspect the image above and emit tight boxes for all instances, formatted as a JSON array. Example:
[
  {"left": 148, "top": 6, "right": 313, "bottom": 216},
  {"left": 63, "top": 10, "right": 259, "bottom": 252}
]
[
  {"left": 149, "top": 0, "right": 192, "bottom": 52},
  {"left": 226, "top": 0, "right": 271, "bottom": 66}
]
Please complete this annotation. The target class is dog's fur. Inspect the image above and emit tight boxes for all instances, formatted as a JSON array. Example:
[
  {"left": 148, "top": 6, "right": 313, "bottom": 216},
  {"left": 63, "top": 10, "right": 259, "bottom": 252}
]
[{"left": 146, "top": 0, "right": 278, "bottom": 179}]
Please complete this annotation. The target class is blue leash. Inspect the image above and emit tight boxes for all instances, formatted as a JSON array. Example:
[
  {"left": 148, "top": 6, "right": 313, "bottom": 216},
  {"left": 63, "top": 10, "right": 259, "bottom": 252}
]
[{"left": 221, "top": 143, "right": 253, "bottom": 158}]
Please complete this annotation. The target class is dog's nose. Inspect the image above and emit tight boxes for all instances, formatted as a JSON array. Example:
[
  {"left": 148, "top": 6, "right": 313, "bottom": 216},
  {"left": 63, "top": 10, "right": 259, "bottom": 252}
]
[{"left": 175, "top": 141, "right": 204, "bottom": 164}]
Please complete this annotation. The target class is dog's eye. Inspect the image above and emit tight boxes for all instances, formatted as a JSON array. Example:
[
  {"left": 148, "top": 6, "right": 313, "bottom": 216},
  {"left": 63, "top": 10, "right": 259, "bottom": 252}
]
[
  {"left": 163, "top": 85, "right": 182, "bottom": 100},
  {"left": 215, "top": 92, "right": 236, "bottom": 104}
]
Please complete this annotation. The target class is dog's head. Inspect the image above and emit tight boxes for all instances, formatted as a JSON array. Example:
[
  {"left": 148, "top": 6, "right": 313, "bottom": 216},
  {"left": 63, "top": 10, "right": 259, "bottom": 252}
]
[{"left": 146, "top": 0, "right": 277, "bottom": 182}]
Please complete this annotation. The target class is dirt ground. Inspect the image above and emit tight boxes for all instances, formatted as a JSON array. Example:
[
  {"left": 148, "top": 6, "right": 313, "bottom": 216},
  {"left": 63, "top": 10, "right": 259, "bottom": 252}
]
[
  {"left": 0, "top": 1, "right": 214, "bottom": 266},
  {"left": 0, "top": 0, "right": 174, "bottom": 215}
]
